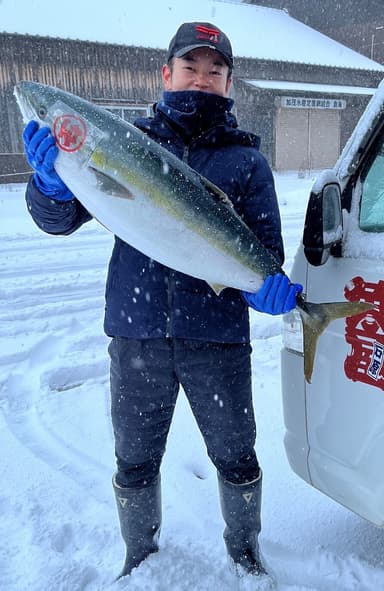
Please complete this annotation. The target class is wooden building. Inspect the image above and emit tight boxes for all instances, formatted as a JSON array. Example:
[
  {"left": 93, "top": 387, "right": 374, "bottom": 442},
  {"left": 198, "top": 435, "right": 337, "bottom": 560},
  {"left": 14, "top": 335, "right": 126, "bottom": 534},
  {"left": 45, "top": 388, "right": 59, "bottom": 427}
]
[{"left": 1, "top": 28, "right": 383, "bottom": 183}]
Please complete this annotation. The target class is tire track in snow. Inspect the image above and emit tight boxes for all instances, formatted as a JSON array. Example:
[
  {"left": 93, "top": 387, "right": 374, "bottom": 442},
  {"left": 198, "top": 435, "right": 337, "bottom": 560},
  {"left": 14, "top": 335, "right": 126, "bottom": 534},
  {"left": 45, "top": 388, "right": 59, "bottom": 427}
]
[
  {"left": 0, "top": 228, "right": 114, "bottom": 503},
  {"left": 1, "top": 335, "right": 112, "bottom": 503}
]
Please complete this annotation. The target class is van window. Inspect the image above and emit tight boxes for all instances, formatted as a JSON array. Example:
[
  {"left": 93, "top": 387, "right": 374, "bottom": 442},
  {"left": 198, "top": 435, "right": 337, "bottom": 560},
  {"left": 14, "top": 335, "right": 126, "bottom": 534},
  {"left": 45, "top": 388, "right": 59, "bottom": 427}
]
[{"left": 359, "top": 137, "right": 384, "bottom": 232}]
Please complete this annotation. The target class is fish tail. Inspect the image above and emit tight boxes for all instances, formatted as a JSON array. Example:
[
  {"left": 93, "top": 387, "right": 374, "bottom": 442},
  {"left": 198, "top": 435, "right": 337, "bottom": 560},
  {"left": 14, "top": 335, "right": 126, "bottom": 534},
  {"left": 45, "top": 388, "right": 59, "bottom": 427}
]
[{"left": 298, "top": 299, "right": 374, "bottom": 383}]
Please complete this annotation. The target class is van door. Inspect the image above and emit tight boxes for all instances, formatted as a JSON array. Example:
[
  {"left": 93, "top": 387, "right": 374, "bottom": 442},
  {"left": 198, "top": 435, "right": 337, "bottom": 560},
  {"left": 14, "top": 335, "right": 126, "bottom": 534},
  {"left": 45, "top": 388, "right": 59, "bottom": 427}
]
[
  {"left": 303, "top": 127, "right": 384, "bottom": 525},
  {"left": 281, "top": 81, "right": 384, "bottom": 525}
]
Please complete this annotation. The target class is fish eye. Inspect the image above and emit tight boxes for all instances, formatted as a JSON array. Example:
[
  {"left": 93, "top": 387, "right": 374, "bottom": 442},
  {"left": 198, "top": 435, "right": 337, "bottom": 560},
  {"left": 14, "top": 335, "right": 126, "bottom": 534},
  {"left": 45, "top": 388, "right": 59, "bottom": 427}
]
[{"left": 38, "top": 105, "right": 47, "bottom": 119}]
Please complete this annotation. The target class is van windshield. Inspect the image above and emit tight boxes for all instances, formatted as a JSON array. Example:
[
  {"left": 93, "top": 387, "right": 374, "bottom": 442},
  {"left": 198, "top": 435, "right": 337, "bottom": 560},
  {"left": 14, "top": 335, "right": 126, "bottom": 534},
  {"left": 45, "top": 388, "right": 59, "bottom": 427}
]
[{"left": 360, "top": 136, "right": 384, "bottom": 232}]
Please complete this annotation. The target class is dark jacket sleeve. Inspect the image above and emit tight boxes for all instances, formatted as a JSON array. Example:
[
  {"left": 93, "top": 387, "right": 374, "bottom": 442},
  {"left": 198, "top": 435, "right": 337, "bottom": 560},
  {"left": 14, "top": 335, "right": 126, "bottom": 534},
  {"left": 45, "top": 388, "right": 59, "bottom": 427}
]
[
  {"left": 241, "top": 152, "right": 284, "bottom": 267},
  {"left": 25, "top": 176, "right": 92, "bottom": 235}
]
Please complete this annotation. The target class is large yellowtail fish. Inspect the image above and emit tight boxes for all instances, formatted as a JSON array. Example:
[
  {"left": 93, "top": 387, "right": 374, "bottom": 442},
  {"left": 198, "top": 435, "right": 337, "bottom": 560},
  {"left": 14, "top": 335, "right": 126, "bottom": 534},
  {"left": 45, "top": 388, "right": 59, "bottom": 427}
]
[{"left": 14, "top": 81, "right": 373, "bottom": 382}]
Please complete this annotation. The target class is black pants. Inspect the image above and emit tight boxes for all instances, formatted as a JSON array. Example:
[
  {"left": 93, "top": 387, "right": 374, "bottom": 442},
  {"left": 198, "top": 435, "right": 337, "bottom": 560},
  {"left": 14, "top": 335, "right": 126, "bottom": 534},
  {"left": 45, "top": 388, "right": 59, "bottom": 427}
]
[{"left": 109, "top": 337, "right": 260, "bottom": 488}]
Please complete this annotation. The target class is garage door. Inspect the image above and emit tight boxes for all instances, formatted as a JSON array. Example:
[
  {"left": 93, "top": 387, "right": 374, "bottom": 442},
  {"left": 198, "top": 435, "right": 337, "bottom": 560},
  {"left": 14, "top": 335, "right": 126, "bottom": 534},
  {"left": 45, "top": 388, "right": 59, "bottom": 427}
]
[{"left": 275, "top": 108, "right": 340, "bottom": 171}]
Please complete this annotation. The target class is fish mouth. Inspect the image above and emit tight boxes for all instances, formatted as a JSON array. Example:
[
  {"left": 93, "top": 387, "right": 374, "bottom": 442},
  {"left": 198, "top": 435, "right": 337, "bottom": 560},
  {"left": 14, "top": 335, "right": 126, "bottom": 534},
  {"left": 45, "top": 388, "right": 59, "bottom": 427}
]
[{"left": 14, "top": 81, "right": 36, "bottom": 122}]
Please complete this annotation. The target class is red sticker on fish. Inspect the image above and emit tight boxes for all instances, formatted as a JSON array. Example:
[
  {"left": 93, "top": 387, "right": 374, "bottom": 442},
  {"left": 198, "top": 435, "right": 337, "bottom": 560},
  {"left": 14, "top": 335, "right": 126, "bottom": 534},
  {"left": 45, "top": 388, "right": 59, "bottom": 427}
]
[
  {"left": 53, "top": 114, "right": 87, "bottom": 152},
  {"left": 344, "top": 276, "right": 384, "bottom": 390}
]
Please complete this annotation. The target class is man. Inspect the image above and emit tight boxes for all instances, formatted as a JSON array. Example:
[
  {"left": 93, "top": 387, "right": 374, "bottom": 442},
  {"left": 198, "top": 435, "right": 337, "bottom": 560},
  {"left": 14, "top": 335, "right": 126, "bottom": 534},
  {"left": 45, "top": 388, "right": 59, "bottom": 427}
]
[{"left": 22, "top": 21, "right": 301, "bottom": 584}]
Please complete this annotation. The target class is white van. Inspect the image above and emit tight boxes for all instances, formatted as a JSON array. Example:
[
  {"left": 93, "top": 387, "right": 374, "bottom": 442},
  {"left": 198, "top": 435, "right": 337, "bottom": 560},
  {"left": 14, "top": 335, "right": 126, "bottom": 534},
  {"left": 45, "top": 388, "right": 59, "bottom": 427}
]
[{"left": 281, "top": 80, "right": 384, "bottom": 526}]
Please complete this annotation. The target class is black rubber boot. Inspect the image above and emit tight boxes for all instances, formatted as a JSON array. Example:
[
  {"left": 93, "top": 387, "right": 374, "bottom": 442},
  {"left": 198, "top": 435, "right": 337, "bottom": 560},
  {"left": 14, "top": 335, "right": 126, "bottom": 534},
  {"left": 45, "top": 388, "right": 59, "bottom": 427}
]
[
  {"left": 112, "top": 474, "right": 161, "bottom": 578},
  {"left": 218, "top": 471, "right": 270, "bottom": 578}
]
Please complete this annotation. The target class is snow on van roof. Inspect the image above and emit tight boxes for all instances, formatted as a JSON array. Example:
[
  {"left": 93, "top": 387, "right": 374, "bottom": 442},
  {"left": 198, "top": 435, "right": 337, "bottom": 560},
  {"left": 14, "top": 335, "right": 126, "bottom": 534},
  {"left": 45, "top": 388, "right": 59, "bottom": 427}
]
[
  {"left": 335, "top": 79, "right": 384, "bottom": 183},
  {"left": 1, "top": 0, "right": 384, "bottom": 72}
]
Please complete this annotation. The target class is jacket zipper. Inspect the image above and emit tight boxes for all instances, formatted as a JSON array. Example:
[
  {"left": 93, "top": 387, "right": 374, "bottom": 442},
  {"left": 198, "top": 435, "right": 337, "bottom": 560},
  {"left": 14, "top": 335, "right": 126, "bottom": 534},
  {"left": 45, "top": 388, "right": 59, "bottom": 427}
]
[
  {"left": 182, "top": 144, "right": 190, "bottom": 163},
  {"left": 166, "top": 141, "right": 191, "bottom": 337},
  {"left": 166, "top": 141, "right": 194, "bottom": 337},
  {"left": 165, "top": 269, "right": 174, "bottom": 338}
]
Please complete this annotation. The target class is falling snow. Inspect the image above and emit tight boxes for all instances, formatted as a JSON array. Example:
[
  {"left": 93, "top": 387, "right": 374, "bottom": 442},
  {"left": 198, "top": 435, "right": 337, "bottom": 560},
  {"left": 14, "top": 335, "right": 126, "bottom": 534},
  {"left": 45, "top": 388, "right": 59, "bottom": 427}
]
[{"left": 2, "top": 173, "right": 384, "bottom": 590}]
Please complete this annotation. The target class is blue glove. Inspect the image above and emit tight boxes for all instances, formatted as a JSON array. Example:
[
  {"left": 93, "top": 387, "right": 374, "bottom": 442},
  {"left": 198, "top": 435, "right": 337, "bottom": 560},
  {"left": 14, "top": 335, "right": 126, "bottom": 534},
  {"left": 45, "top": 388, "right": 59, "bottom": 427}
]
[
  {"left": 242, "top": 273, "right": 303, "bottom": 315},
  {"left": 23, "top": 120, "right": 74, "bottom": 201}
]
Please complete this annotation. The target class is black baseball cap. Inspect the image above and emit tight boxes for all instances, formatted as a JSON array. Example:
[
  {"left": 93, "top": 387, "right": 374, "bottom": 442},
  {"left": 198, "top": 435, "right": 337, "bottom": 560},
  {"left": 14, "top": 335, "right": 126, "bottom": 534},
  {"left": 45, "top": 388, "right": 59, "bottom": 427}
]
[{"left": 167, "top": 22, "right": 233, "bottom": 68}]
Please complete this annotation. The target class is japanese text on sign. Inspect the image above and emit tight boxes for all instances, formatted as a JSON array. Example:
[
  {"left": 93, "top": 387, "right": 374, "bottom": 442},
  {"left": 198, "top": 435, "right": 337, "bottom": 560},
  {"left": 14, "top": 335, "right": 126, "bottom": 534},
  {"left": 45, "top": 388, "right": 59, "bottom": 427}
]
[
  {"left": 367, "top": 341, "right": 384, "bottom": 381},
  {"left": 282, "top": 97, "right": 346, "bottom": 110}
]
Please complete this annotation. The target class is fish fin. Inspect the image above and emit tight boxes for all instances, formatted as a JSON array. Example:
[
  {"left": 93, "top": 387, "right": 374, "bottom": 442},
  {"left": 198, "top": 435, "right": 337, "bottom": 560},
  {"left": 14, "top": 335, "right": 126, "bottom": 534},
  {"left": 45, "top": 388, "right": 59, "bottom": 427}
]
[
  {"left": 299, "top": 300, "right": 374, "bottom": 383},
  {"left": 89, "top": 167, "right": 135, "bottom": 200},
  {"left": 208, "top": 282, "right": 227, "bottom": 295},
  {"left": 88, "top": 151, "right": 135, "bottom": 200},
  {"left": 199, "top": 176, "right": 234, "bottom": 207}
]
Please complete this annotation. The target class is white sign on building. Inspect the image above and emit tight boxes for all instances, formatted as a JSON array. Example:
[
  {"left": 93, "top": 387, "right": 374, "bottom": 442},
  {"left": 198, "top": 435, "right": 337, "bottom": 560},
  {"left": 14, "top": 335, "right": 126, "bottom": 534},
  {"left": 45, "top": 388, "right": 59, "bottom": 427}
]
[{"left": 282, "top": 97, "right": 346, "bottom": 109}]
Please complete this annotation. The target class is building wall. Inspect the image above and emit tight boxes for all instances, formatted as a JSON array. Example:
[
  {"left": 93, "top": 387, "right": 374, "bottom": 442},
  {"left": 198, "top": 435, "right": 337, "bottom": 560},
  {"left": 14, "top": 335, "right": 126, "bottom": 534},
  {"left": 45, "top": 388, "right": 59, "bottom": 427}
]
[{"left": 233, "top": 68, "right": 378, "bottom": 169}]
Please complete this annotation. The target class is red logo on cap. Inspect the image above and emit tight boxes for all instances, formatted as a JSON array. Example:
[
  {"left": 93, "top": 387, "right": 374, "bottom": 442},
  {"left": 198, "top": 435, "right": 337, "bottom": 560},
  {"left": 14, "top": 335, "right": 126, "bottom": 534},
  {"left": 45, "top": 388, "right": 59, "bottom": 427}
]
[
  {"left": 195, "top": 24, "right": 220, "bottom": 44},
  {"left": 53, "top": 114, "right": 87, "bottom": 153}
]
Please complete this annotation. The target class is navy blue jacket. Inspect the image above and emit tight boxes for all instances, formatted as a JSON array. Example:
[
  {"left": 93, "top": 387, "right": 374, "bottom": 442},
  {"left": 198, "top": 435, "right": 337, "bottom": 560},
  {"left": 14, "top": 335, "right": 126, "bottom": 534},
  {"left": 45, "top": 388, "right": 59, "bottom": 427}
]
[{"left": 26, "top": 91, "right": 284, "bottom": 343}]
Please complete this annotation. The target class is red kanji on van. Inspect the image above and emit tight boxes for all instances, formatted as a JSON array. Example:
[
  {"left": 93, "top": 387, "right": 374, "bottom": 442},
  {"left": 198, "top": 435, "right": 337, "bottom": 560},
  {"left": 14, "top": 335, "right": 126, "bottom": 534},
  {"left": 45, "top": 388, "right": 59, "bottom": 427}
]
[{"left": 344, "top": 276, "right": 384, "bottom": 390}]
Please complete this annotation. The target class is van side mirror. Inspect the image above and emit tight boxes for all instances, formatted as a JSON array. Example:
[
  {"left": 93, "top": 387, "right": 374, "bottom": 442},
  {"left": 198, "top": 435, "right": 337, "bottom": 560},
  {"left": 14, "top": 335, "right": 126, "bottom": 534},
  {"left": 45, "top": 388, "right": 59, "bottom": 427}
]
[{"left": 303, "top": 172, "right": 343, "bottom": 266}]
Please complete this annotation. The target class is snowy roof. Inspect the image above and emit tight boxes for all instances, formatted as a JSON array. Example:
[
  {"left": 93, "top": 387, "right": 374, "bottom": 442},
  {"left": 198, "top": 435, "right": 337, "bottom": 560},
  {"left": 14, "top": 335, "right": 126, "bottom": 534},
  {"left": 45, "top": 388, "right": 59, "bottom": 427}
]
[
  {"left": 1, "top": 0, "right": 384, "bottom": 72},
  {"left": 245, "top": 80, "right": 378, "bottom": 95}
]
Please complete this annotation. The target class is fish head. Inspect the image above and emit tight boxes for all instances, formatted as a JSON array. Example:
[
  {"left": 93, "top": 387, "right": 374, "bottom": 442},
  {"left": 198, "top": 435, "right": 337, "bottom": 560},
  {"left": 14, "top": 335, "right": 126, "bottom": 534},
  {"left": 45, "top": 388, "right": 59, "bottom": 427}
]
[
  {"left": 14, "top": 80, "right": 62, "bottom": 126},
  {"left": 14, "top": 81, "right": 107, "bottom": 171}
]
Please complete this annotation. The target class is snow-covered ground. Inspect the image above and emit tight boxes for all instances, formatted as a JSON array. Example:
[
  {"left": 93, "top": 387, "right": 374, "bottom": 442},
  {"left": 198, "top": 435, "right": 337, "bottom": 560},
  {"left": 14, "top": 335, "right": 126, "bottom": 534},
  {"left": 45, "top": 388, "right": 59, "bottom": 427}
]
[{"left": 1, "top": 173, "right": 384, "bottom": 591}]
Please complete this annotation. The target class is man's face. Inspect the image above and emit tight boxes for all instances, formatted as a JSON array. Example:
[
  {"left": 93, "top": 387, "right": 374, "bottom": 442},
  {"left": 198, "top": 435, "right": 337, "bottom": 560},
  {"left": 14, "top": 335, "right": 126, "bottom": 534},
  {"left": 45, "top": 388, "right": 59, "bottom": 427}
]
[{"left": 162, "top": 47, "right": 232, "bottom": 97}]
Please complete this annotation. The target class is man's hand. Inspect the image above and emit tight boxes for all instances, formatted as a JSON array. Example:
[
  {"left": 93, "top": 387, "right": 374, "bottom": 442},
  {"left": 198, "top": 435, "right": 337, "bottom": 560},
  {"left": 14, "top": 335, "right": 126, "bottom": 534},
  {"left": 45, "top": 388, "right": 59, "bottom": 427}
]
[
  {"left": 23, "top": 121, "right": 74, "bottom": 201},
  {"left": 242, "top": 273, "right": 303, "bottom": 315}
]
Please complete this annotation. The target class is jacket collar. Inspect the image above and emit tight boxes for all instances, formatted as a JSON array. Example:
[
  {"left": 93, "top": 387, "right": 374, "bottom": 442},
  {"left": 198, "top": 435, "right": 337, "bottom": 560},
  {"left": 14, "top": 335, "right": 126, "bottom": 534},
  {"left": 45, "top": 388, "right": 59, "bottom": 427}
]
[
  {"left": 156, "top": 90, "right": 235, "bottom": 138},
  {"left": 135, "top": 90, "right": 260, "bottom": 149}
]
